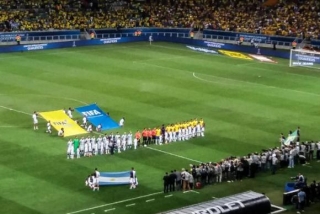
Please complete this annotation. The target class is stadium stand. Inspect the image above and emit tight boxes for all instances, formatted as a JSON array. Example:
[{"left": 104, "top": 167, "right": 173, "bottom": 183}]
[{"left": 0, "top": 0, "right": 320, "bottom": 39}]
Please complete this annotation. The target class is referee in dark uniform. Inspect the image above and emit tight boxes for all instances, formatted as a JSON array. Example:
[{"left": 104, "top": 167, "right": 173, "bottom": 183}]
[{"left": 163, "top": 172, "right": 169, "bottom": 193}]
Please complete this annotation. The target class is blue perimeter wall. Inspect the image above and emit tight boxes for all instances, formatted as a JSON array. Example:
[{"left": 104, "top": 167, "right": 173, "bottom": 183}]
[{"left": 0, "top": 35, "right": 290, "bottom": 59}]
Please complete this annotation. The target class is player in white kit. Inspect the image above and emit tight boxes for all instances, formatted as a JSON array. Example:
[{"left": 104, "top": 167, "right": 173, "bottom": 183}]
[
  {"left": 87, "top": 124, "right": 93, "bottom": 133},
  {"left": 95, "top": 168, "right": 100, "bottom": 189},
  {"left": 67, "top": 139, "right": 73, "bottom": 159},
  {"left": 67, "top": 107, "right": 73, "bottom": 118},
  {"left": 133, "top": 138, "right": 138, "bottom": 150},
  {"left": 149, "top": 35, "right": 153, "bottom": 45},
  {"left": 127, "top": 131, "right": 133, "bottom": 149},
  {"left": 97, "top": 135, "right": 102, "bottom": 155},
  {"left": 96, "top": 124, "right": 102, "bottom": 132},
  {"left": 84, "top": 141, "right": 89, "bottom": 157},
  {"left": 32, "top": 111, "right": 38, "bottom": 130},
  {"left": 46, "top": 121, "right": 52, "bottom": 134},
  {"left": 58, "top": 128, "right": 64, "bottom": 137},
  {"left": 76, "top": 147, "right": 80, "bottom": 159},
  {"left": 121, "top": 132, "right": 127, "bottom": 151},
  {"left": 130, "top": 167, "right": 137, "bottom": 189},
  {"left": 119, "top": 117, "right": 125, "bottom": 127},
  {"left": 82, "top": 116, "right": 87, "bottom": 128},
  {"left": 196, "top": 122, "right": 201, "bottom": 137},
  {"left": 115, "top": 132, "right": 121, "bottom": 153},
  {"left": 80, "top": 137, "right": 85, "bottom": 157}
]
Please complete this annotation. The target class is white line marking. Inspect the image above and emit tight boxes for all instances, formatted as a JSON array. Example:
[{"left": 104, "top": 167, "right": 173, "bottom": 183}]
[
  {"left": 0, "top": 125, "right": 16, "bottom": 128},
  {"left": 0, "top": 105, "right": 33, "bottom": 117},
  {"left": 104, "top": 208, "right": 115, "bottom": 212},
  {"left": 212, "top": 197, "right": 217, "bottom": 199},
  {"left": 66, "top": 192, "right": 162, "bottom": 214},
  {"left": 146, "top": 199, "right": 155, "bottom": 202},
  {"left": 125, "top": 203, "right": 135, "bottom": 207},
  {"left": 183, "top": 191, "right": 190, "bottom": 194},
  {"left": 192, "top": 72, "right": 320, "bottom": 98},
  {"left": 164, "top": 195, "right": 173, "bottom": 198},
  {"left": 145, "top": 146, "right": 202, "bottom": 163},
  {"left": 0, "top": 93, "right": 88, "bottom": 105},
  {"left": 271, "top": 204, "right": 286, "bottom": 214},
  {"left": 190, "top": 190, "right": 200, "bottom": 194}
]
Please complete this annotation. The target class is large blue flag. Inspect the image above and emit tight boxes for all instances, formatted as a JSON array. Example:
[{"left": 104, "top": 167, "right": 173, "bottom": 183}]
[
  {"left": 99, "top": 171, "right": 131, "bottom": 186},
  {"left": 75, "top": 104, "right": 119, "bottom": 130}
]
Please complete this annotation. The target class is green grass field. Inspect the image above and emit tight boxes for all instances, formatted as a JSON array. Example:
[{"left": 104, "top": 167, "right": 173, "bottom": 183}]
[{"left": 1, "top": 42, "right": 320, "bottom": 214}]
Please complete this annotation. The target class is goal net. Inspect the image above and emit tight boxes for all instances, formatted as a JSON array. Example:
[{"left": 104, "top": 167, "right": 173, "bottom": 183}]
[{"left": 289, "top": 49, "right": 320, "bottom": 69}]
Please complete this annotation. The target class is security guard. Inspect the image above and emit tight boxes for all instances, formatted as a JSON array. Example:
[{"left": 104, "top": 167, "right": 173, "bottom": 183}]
[
  {"left": 16, "top": 34, "right": 21, "bottom": 45},
  {"left": 190, "top": 31, "right": 194, "bottom": 39},
  {"left": 90, "top": 32, "right": 95, "bottom": 40},
  {"left": 239, "top": 36, "right": 244, "bottom": 45},
  {"left": 292, "top": 41, "right": 297, "bottom": 49}
]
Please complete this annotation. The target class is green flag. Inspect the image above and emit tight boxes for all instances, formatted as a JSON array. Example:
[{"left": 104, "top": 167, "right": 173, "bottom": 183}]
[{"left": 283, "top": 130, "right": 298, "bottom": 146}]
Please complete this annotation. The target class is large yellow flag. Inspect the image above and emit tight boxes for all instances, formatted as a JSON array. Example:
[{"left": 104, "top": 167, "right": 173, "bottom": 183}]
[{"left": 39, "top": 110, "right": 87, "bottom": 137}]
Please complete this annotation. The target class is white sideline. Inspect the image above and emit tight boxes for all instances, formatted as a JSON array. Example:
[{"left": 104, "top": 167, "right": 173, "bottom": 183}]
[
  {"left": 66, "top": 192, "right": 162, "bottom": 214},
  {"left": 145, "top": 146, "right": 202, "bottom": 163},
  {"left": 192, "top": 72, "right": 320, "bottom": 98}
]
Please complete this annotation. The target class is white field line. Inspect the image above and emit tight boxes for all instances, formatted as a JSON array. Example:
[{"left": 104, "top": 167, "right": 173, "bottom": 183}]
[
  {"left": 0, "top": 93, "right": 88, "bottom": 105},
  {"left": 135, "top": 59, "right": 320, "bottom": 98},
  {"left": 125, "top": 203, "right": 135, "bottom": 207},
  {"left": 153, "top": 44, "right": 320, "bottom": 76},
  {"left": 0, "top": 105, "right": 33, "bottom": 117},
  {"left": 164, "top": 194, "right": 173, "bottom": 198},
  {"left": 145, "top": 146, "right": 202, "bottom": 163},
  {"left": 104, "top": 208, "right": 115, "bottom": 212},
  {"left": 271, "top": 204, "right": 286, "bottom": 214},
  {"left": 0, "top": 125, "right": 17, "bottom": 128},
  {"left": 190, "top": 190, "right": 200, "bottom": 194},
  {"left": 212, "top": 197, "right": 217, "bottom": 199},
  {"left": 146, "top": 199, "right": 155, "bottom": 202},
  {"left": 66, "top": 191, "right": 162, "bottom": 214},
  {"left": 192, "top": 72, "right": 320, "bottom": 98}
]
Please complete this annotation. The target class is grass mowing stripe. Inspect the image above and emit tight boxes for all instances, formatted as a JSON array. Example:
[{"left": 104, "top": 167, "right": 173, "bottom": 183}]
[{"left": 66, "top": 192, "right": 162, "bottom": 214}]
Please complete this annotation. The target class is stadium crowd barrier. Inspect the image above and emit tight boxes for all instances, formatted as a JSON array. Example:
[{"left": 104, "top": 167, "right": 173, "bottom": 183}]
[
  {"left": 0, "top": 30, "right": 80, "bottom": 42},
  {"left": 2, "top": 28, "right": 320, "bottom": 47},
  {"left": 0, "top": 34, "right": 291, "bottom": 59}
]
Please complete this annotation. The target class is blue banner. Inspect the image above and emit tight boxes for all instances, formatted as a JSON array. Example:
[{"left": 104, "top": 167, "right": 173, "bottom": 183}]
[
  {"left": 99, "top": 171, "right": 131, "bottom": 186},
  {"left": 0, "top": 36, "right": 147, "bottom": 53},
  {"left": 0, "top": 35, "right": 291, "bottom": 59},
  {"left": 75, "top": 104, "right": 119, "bottom": 130},
  {"left": 0, "top": 30, "right": 80, "bottom": 42}
]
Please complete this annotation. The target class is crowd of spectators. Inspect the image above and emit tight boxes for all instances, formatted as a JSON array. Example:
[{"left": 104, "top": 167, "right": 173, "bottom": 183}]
[
  {"left": 178, "top": 138, "right": 320, "bottom": 187},
  {"left": 1, "top": 0, "right": 320, "bottom": 38}
]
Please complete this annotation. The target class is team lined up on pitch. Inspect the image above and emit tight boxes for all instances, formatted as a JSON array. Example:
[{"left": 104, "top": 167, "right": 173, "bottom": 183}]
[{"left": 66, "top": 119, "right": 205, "bottom": 159}]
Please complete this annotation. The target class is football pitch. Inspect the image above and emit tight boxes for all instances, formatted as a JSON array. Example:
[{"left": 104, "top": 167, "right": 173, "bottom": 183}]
[{"left": 1, "top": 42, "right": 320, "bottom": 214}]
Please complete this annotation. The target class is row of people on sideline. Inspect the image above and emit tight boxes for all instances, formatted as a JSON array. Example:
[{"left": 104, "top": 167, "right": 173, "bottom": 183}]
[{"left": 173, "top": 140, "right": 320, "bottom": 189}]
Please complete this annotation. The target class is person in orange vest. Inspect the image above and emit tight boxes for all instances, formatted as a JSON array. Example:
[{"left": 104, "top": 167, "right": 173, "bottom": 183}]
[
  {"left": 16, "top": 34, "right": 21, "bottom": 45},
  {"left": 190, "top": 31, "right": 194, "bottom": 39},
  {"left": 151, "top": 128, "right": 156, "bottom": 144},
  {"left": 147, "top": 128, "right": 152, "bottom": 145},
  {"left": 142, "top": 128, "right": 147, "bottom": 145},
  {"left": 90, "top": 32, "right": 94, "bottom": 40},
  {"left": 238, "top": 36, "right": 244, "bottom": 45},
  {"left": 292, "top": 41, "right": 297, "bottom": 49}
]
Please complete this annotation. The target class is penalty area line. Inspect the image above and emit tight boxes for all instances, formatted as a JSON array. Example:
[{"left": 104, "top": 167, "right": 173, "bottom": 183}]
[
  {"left": 145, "top": 146, "right": 202, "bottom": 163},
  {"left": 66, "top": 191, "right": 163, "bottom": 214}
]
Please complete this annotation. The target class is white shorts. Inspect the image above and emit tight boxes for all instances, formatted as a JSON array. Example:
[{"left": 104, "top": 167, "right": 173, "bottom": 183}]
[
  {"left": 130, "top": 178, "right": 136, "bottom": 184},
  {"left": 33, "top": 119, "right": 38, "bottom": 124}
]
